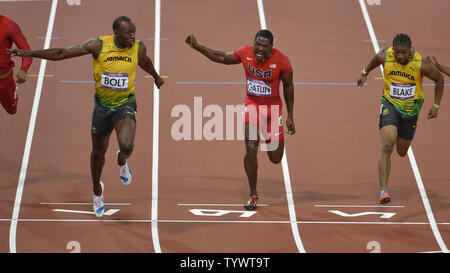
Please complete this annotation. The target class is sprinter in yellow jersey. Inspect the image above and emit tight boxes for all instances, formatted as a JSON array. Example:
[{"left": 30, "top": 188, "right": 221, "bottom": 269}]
[
  {"left": 9, "top": 16, "right": 164, "bottom": 216},
  {"left": 357, "top": 33, "right": 444, "bottom": 204}
]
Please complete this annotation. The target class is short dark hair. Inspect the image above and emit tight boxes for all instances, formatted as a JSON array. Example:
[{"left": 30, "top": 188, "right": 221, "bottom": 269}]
[
  {"left": 113, "top": 16, "right": 132, "bottom": 31},
  {"left": 393, "top": 33, "right": 411, "bottom": 48},
  {"left": 255, "top": 29, "right": 273, "bottom": 44}
]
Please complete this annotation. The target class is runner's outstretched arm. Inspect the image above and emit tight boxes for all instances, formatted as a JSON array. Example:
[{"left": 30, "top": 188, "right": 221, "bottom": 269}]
[
  {"left": 138, "top": 41, "right": 164, "bottom": 89},
  {"left": 427, "top": 56, "right": 450, "bottom": 77},
  {"left": 7, "top": 38, "right": 101, "bottom": 61},
  {"left": 422, "top": 58, "right": 444, "bottom": 119},
  {"left": 281, "top": 70, "right": 295, "bottom": 135},
  {"left": 185, "top": 34, "right": 240, "bottom": 65},
  {"left": 8, "top": 20, "right": 32, "bottom": 84},
  {"left": 357, "top": 47, "right": 387, "bottom": 87}
]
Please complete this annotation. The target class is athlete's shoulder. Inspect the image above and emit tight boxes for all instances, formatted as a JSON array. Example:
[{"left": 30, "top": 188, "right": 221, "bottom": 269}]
[
  {"left": 272, "top": 48, "right": 290, "bottom": 64},
  {"left": 236, "top": 45, "right": 253, "bottom": 54}
]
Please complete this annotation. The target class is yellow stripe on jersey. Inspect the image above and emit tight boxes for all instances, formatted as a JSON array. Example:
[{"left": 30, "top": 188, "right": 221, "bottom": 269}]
[
  {"left": 93, "top": 35, "right": 139, "bottom": 109},
  {"left": 382, "top": 47, "right": 424, "bottom": 116}
]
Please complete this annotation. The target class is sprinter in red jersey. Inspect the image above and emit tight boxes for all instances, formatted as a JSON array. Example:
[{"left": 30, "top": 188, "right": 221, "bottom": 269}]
[
  {"left": 0, "top": 15, "right": 32, "bottom": 114},
  {"left": 186, "top": 30, "right": 295, "bottom": 210}
]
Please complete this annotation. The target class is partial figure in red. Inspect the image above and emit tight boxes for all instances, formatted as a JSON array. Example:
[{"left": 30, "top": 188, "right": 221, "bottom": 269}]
[
  {"left": 186, "top": 30, "right": 295, "bottom": 210},
  {"left": 0, "top": 15, "right": 32, "bottom": 114}
]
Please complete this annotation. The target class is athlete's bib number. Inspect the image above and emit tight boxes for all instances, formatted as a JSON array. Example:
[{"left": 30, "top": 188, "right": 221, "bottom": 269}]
[
  {"left": 390, "top": 82, "right": 415, "bottom": 100},
  {"left": 247, "top": 78, "right": 272, "bottom": 97},
  {"left": 101, "top": 72, "right": 129, "bottom": 91}
]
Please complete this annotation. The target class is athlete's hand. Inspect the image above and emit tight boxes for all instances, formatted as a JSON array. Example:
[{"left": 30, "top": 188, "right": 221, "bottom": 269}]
[
  {"left": 154, "top": 75, "right": 164, "bottom": 89},
  {"left": 285, "top": 117, "right": 295, "bottom": 135},
  {"left": 185, "top": 34, "right": 199, "bottom": 49},
  {"left": 7, "top": 48, "right": 32, "bottom": 58},
  {"left": 426, "top": 55, "right": 439, "bottom": 67},
  {"left": 357, "top": 74, "right": 368, "bottom": 88},
  {"left": 15, "top": 69, "right": 27, "bottom": 84},
  {"left": 428, "top": 106, "right": 439, "bottom": 119}
]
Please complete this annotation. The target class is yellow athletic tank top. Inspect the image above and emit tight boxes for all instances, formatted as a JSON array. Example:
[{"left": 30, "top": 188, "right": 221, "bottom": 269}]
[
  {"left": 93, "top": 35, "right": 139, "bottom": 109},
  {"left": 382, "top": 47, "right": 424, "bottom": 116}
]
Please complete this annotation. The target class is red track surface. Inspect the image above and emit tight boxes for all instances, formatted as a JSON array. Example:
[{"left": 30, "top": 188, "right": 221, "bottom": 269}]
[{"left": 0, "top": 0, "right": 449, "bottom": 254}]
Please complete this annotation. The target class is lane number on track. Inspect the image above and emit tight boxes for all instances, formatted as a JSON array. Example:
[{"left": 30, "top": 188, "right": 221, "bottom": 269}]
[
  {"left": 189, "top": 209, "right": 257, "bottom": 218},
  {"left": 367, "top": 241, "right": 381, "bottom": 253},
  {"left": 66, "top": 0, "right": 81, "bottom": 5},
  {"left": 66, "top": 241, "right": 81, "bottom": 253},
  {"left": 366, "top": 0, "right": 381, "bottom": 5},
  {"left": 328, "top": 210, "right": 396, "bottom": 219}
]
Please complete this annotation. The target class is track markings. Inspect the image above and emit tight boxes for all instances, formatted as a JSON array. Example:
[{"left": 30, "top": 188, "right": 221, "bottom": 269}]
[
  {"left": 53, "top": 208, "right": 120, "bottom": 216},
  {"left": 151, "top": 0, "right": 162, "bottom": 253},
  {"left": 189, "top": 209, "right": 257, "bottom": 218},
  {"left": 1, "top": 218, "right": 450, "bottom": 226},
  {"left": 314, "top": 204, "right": 405, "bottom": 208},
  {"left": 178, "top": 203, "right": 269, "bottom": 207},
  {"left": 329, "top": 210, "right": 396, "bottom": 219},
  {"left": 40, "top": 202, "right": 132, "bottom": 206}
]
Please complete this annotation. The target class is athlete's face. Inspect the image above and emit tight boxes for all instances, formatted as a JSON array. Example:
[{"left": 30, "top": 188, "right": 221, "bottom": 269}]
[
  {"left": 114, "top": 21, "right": 136, "bottom": 48},
  {"left": 254, "top": 36, "right": 273, "bottom": 62},
  {"left": 393, "top": 45, "right": 412, "bottom": 65}
]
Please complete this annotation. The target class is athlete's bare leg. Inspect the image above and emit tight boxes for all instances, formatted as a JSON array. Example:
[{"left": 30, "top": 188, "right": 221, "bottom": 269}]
[
  {"left": 244, "top": 124, "right": 259, "bottom": 195},
  {"left": 378, "top": 125, "right": 397, "bottom": 190},
  {"left": 266, "top": 141, "right": 284, "bottom": 164},
  {"left": 114, "top": 118, "right": 136, "bottom": 166},
  {"left": 91, "top": 134, "right": 110, "bottom": 196},
  {"left": 396, "top": 136, "right": 412, "bottom": 157}
]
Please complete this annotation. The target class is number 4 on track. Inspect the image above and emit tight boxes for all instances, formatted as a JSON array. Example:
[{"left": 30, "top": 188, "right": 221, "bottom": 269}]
[{"left": 189, "top": 209, "right": 257, "bottom": 218}]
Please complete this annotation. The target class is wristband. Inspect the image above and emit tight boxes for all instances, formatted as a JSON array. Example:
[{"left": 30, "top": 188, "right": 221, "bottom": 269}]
[
  {"left": 361, "top": 68, "right": 368, "bottom": 76},
  {"left": 432, "top": 104, "right": 440, "bottom": 110}
]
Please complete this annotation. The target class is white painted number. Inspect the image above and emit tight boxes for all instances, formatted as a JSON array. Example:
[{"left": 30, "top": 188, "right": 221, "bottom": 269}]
[
  {"left": 366, "top": 0, "right": 381, "bottom": 5},
  {"left": 367, "top": 241, "right": 381, "bottom": 253},
  {"left": 328, "top": 210, "right": 396, "bottom": 219},
  {"left": 66, "top": 0, "right": 81, "bottom": 5},
  {"left": 189, "top": 209, "right": 257, "bottom": 218},
  {"left": 66, "top": 241, "right": 81, "bottom": 253}
]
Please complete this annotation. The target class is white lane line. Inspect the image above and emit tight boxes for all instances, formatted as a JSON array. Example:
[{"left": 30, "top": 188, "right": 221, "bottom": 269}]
[
  {"left": 358, "top": 0, "right": 448, "bottom": 253},
  {"left": 151, "top": 0, "right": 162, "bottom": 254},
  {"left": 2, "top": 218, "right": 450, "bottom": 225},
  {"left": 256, "top": 0, "right": 267, "bottom": 29},
  {"left": 178, "top": 203, "right": 269, "bottom": 207},
  {"left": 40, "top": 202, "right": 132, "bottom": 206},
  {"left": 314, "top": 204, "right": 405, "bottom": 208},
  {"left": 256, "top": 0, "right": 306, "bottom": 253},
  {"left": 9, "top": 0, "right": 58, "bottom": 254}
]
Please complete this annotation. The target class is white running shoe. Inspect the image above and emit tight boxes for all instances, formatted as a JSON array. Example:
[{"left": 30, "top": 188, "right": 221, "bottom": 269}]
[
  {"left": 93, "top": 181, "right": 105, "bottom": 217},
  {"left": 116, "top": 150, "right": 132, "bottom": 185}
]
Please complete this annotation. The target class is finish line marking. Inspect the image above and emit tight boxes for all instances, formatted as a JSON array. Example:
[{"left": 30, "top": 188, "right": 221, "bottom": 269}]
[
  {"left": 41, "top": 202, "right": 131, "bottom": 206},
  {"left": 52, "top": 209, "right": 120, "bottom": 216},
  {"left": 314, "top": 204, "right": 405, "bottom": 208},
  {"left": 178, "top": 203, "right": 269, "bottom": 207},
  {"left": 1, "top": 218, "right": 449, "bottom": 225}
]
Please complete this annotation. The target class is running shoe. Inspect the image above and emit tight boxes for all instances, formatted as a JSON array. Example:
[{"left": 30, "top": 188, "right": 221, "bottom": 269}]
[
  {"left": 116, "top": 150, "right": 132, "bottom": 185},
  {"left": 379, "top": 189, "right": 391, "bottom": 204},
  {"left": 93, "top": 181, "right": 105, "bottom": 217},
  {"left": 244, "top": 194, "right": 259, "bottom": 210}
]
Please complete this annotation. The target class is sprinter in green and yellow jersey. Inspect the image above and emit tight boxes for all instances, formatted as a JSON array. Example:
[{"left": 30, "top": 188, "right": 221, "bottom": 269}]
[
  {"left": 357, "top": 33, "right": 444, "bottom": 204},
  {"left": 9, "top": 16, "right": 164, "bottom": 216}
]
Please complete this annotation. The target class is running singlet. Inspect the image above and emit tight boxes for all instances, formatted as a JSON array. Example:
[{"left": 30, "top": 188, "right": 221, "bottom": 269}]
[
  {"left": 234, "top": 46, "right": 292, "bottom": 105},
  {"left": 382, "top": 47, "right": 424, "bottom": 116},
  {"left": 0, "top": 15, "right": 32, "bottom": 74},
  {"left": 93, "top": 35, "right": 139, "bottom": 109}
]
